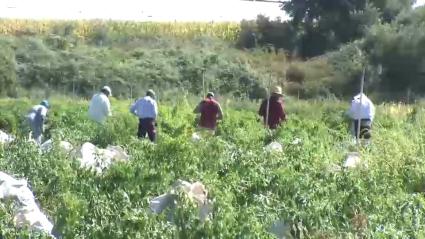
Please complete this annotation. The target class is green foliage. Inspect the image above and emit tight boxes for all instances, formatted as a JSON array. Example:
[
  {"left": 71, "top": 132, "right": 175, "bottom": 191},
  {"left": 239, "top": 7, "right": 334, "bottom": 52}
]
[
  {"left": 0, "top": 40, "right": 17, "bottom": 97},
  {"left": 281, "top": 0, "right": 381, "bottom": 57},
  {"left": 364, "top": 6, "right": 425, "bottom": 99},
  {"left": 0, "top": 98, "right": 425, "bottom": 237},
  {"left": 2, "top": 7, "right": 425, "bottom": 100},
  {"left": 0, "top": 35, "right": 276, "bottom": 99},
  {"left": 237, "top": 0, "right": 410, "bottom": 58}
]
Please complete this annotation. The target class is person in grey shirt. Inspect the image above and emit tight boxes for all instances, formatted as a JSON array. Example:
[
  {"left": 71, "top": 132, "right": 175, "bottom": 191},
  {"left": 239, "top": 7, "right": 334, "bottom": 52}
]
[{"left": 27, "top": 100, "right": 50, "bottom": 144}]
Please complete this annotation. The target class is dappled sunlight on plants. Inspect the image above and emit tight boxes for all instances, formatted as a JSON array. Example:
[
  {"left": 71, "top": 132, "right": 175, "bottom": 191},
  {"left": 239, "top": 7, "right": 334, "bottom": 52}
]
[{"left": 0, "top": 98, "right": 424, "bottom": 237}]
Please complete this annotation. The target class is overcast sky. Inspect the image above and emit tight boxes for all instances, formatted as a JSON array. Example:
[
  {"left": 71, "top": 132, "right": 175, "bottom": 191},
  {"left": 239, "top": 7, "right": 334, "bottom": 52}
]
[
  {"left": 1, "top": 0, "right": 286, "bottom": 22},
  {"left": 1, "top": 0, "right": 424, "bottom": 22}
]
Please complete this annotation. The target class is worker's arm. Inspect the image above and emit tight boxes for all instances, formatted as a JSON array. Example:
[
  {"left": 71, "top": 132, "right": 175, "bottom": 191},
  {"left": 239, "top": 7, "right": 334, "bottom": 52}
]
[
  {"left": 153, "top": 101, "right": 158, "bottom": 119},
  {"left": 40, "top": 107, "right": 48, "bottom": 121},
  {"left": 279, "top": 101, "right": 286, "bottom": 121},
  {"left": 104, "top": 98, "right": 112, "bottom": 116},
  {"left": 193, "top": 102, "right": 202, "bottom": 114},
  {"left": 369, "top": 102, "right": 376, "bottom": 122},
  {"left": 347, "top": 100, "right": 357, "bottom": 119},
  {"left": 39, "top": 108, "right": 48, "bottom": 131},
  {"left": 130, "top": 100, "right": 138, "bottom": 116},
  {"left": 258, "top": 100, "right": 266, "bottom": 117}
]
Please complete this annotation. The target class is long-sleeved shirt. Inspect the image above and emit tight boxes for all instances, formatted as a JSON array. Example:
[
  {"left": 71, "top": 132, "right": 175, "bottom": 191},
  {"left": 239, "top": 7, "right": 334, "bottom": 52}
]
[
  {"left": 88, "top": 93, "right": 111, "bottom": 123},
  {"left": 28, "top": 105, "right": 48, "bottom": 122},
  {"left": 259, "top": 95, "right": 286, "bottom": 129},
  {"left": 194, "top": 98, "right": 223, "bottom": 129},
  {"left": 348, "top": 93, "right": 375, "bottom": 121},
  {"left": 130, "top": 96, "right": 158, "bottom": 119}
]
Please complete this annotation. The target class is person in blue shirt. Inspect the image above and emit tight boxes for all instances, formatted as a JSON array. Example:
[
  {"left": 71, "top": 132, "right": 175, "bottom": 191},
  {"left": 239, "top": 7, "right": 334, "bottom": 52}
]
[
  {"left": 130, "top": 90, "right": 158, "bottom": 142},
  {"left": 27, "top": 100, "right": 50, "bottom": 144}
]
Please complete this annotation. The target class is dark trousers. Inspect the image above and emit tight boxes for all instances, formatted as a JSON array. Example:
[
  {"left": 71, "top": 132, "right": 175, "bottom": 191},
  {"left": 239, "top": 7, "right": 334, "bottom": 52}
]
[
  {"left": 353, "top": 119, "right": 372, "bottom": 139},
  {"left": 138, "top": 118, "right": 156, "bottom": 142}
]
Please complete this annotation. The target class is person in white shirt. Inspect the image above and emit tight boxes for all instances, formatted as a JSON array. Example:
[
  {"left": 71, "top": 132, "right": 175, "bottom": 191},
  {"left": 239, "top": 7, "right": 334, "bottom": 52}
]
[
  {"left": 130, "top": 89, "right": 158, "bottom": 142},
  {"left": 27, "top": 100, "right": 49, "bottom": 144},
  {"left": 348, "top": 93, "right": 375, "bottom": 139},
  {"left": 88, "top": 86, "right": 112, "bottom": 124}
]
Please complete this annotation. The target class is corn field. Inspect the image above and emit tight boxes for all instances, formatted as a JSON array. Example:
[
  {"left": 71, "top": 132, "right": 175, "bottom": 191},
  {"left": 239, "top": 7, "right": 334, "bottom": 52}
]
[{"left": 0, "top": 19, "right": 241, "bottom": 41}]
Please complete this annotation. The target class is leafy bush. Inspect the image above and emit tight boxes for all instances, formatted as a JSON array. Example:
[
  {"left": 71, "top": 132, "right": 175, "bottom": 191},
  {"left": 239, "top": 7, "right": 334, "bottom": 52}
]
[{"left": 1, "top": 98, "right": 425, "bottom": 237}]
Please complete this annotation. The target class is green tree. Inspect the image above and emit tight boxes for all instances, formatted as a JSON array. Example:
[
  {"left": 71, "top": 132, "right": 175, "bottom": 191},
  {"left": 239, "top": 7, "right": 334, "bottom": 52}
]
[
  {"left": 364, "top": 6, "right": 425, "bottom": 97},
  {"left": 0, "top": 43, "right": 17, "bottom": 97},
  {"left": 282, "top": 0, "right": 412, "bottom": 57}
]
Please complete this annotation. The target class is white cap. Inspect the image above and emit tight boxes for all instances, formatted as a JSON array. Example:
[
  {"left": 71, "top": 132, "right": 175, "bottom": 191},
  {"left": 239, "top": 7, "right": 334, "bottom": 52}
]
[{"left": 101, "top": 86, "right": 112, "bottom": 96}]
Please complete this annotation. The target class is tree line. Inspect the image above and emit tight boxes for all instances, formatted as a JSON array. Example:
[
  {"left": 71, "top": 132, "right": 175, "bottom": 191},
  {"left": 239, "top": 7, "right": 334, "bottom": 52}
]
[
  {"left": 0, "top": 0, "right": 424, "bottom": 100},
  {"left": 238, "top": 0, "right": 425, "bottom": 100}
]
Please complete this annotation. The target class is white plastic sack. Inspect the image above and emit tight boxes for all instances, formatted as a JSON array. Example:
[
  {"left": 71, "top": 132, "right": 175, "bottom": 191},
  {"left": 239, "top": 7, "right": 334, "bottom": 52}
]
[
  {"left": 75, "top": 142, "right": 129, "bottom": 173},
  {"left": 291, "top": 138, "right": 302, "bottom": 145},
  {"left": 0, "top": 130, "right": 14, "bottom": 144},
  {"left": 343, "top": 152, "right": 362, "bottom": 169},
  {"left": 40, "top": 139, "right": 74, "bottom": 153},
  {"left": 0, "top": 172, "right": 54, "bottom": 236},
  {"left": 269, "top": 220, "right": 292, "bottom": 239},
  {"left": 265, "top": 142, "right": 283, "bottom": 153},
  {"left": 150, "top": 180, "right": 212, "bottom": 222},
  {"left": 191, "top": 132, "right": 202, "bottom": 142},
  {"left": 327, "top": 163, "right": 342, "bottom": 173},
  {"left": 150, "top": 193, "right": 177, "bottom": 214}
]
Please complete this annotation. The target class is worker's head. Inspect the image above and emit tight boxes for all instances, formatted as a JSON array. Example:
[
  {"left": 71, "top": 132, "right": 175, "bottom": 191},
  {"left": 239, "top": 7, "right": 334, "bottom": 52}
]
[
  {"left": 40, "top": 100, "right": 50, "bottom": 109},
  {"left": 206, "top": 92, "right": 215, "bottom": 99},
  {"left": 271, "top": 86, "right": 283, "bottom": 96},
  {"left": 146, "top": 89, "right": 156, "bottom": 99},
  {"left": 101, "top": 86, "right": 112, "bottom": 97}
]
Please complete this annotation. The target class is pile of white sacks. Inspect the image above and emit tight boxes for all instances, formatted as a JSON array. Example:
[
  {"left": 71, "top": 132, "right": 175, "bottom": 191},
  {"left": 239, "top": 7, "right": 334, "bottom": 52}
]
[
  {"left": 1, "top": 131, "right": 130, "bottom": 174},
  {"left": 264, "top": 138, "right": 302, "bottom": 153},
  {"left": 0, "top": 130, "right": 15, "bottom": 144},
  {"left": 0, "top": 136, "right": 130, "bottom": 235},
  {"left": 150, "top": 180, "right": 213, "bottom": 222},
  {"left": 328, "top": 152, "right": 368, "bottom": 173},
  {"left": 40, "top": 140, "right": 130, "bottom": 174},
  {"left": 0, "top": 171, "right": 54, "bottom": 237}
]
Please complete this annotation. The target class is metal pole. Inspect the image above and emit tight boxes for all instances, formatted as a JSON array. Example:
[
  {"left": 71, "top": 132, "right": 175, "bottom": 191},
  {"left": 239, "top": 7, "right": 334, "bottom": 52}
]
[
  {"left": 356, "top": 67, "right": 366, "bottom": 146},
  {"left": 265, "top": 73, "right": 271, "bottom": 128},
  {"left": 202, "top": 69, "right": 206, "bottom": 98}
]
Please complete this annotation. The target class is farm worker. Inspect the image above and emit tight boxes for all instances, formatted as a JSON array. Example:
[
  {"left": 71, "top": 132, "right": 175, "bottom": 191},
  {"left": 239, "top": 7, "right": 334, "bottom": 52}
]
[
  {"left": 88, "top": 86, "right": 112, "bottom": 124},
  {"left": 348, "top": 93, "right": 375, "bottom": 139},
  {"left": 130, "top": 89, "right": 158, "bottom": 142},
  {"left": 258, "top": 86, "right": 286, "bottom": 129},
  {"left": 193, "top": 92, "right": 223, "bottom": 132},
  {"left": 27, "top": 100, "right": 49, "bottom": 144}
]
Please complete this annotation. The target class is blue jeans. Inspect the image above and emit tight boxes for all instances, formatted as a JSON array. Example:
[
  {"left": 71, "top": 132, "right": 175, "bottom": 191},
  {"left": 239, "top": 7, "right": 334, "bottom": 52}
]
[{"left": 29, "top": 117, "right": 43, "bottom": 144}]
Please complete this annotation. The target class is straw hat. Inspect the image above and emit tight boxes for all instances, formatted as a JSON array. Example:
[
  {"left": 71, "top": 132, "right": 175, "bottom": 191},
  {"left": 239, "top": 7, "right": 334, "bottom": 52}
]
[{"left": 271, "top": 86, "right": 283, "bottom": 95}]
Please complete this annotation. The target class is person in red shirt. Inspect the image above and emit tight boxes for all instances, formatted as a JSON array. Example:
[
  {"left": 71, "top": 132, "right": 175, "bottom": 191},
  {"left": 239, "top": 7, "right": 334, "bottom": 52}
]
[
  {"left": 258, "top": 86, "right": 286, "bottom": 129},
  {"left": 194, "top": 92, "right": 223, "bottom": 132}
]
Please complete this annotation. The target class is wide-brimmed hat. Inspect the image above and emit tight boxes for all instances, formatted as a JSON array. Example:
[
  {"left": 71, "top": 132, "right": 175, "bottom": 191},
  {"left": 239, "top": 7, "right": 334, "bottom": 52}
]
[
  {"left": 147, "top": 89, "right": 156, "bottom": 98},
  {"left": 101, "top": 86, "right": 112, "bottom": 96},
  {"left": 271, "top": 86, "right": 282, "bottom": 95}
]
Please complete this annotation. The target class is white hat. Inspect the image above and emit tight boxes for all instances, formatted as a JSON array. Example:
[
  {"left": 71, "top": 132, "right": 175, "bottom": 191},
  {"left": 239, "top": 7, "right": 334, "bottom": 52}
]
[
  {"left": 101, "top": 86, "right": 112, "bottom": 96},
  {"left": 271, "top": 86, "right": 283, "bottom": 95},
  {"left": 147, "top": 89, "right": 156, "bottom": 97}
]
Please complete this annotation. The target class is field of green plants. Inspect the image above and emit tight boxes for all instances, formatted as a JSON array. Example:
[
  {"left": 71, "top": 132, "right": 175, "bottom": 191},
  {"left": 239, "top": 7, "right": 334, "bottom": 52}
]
[{"left": 1, "top": 97, "right": 425, "bottom": 238}]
